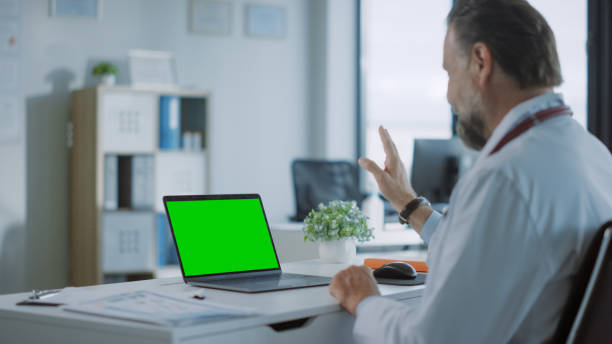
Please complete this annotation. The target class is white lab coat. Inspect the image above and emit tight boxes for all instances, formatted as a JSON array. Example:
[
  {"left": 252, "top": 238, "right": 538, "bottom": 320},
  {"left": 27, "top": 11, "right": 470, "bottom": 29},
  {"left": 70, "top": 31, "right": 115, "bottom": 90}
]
[{"left": 354, "top": 93, "right": 612, "bottom": 344}]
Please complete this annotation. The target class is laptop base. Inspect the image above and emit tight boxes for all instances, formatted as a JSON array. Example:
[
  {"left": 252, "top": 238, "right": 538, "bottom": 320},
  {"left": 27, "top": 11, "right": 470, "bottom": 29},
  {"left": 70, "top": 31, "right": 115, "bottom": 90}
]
[{"left": 188, "top": 273, "right": 332, "bottom": 293}]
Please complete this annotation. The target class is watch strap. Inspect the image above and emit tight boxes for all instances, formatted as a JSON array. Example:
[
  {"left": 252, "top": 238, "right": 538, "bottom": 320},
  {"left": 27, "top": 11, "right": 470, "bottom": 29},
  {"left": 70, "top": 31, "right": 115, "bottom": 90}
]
[{"left": 398, "top": 196, "right": 431, "bottom": 225}]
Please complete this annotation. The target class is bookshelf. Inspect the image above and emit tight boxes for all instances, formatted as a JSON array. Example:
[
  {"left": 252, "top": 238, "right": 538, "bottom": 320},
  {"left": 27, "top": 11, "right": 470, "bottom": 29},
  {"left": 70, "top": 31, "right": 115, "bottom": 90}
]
[{"left": 70, "top": 86, "right": 209, "bottom": 286}]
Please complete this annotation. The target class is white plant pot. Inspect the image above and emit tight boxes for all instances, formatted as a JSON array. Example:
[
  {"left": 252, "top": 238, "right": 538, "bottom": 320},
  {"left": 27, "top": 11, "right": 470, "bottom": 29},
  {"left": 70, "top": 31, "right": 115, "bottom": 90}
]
[
  {"left": 100, "top": 74, "right": 116, "bottom": 86},
  {"left": 318, "top": 238, "right": 356, "bottom": 264}
]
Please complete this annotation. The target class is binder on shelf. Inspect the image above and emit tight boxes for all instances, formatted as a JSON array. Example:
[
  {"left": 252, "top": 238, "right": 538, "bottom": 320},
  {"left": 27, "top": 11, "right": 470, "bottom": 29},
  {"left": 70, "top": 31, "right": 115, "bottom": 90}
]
[
  {"left": 117, "top": 156, "right": 133, "bottom": 208},
  {"left": 104, "top": 155, "right": 118, "bottom": 210},
  {"left": 131, "top": 155, "right": 154, "bottom": 210},
  {"left": 159, "top": 96, "right": 181, "bottom": 150},
  {"left": 157, "top": 213, "right": 179, "bottom": 267},
  {"left": 154, "top": 152, "right": 206, "bottom": 212}
]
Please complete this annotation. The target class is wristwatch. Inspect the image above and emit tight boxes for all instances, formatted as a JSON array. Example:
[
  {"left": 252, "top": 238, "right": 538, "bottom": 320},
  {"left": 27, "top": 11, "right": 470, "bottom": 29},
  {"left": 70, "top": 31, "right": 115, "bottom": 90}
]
[{"left": 398, "top": 196, "right": 431, "bottom": 225}]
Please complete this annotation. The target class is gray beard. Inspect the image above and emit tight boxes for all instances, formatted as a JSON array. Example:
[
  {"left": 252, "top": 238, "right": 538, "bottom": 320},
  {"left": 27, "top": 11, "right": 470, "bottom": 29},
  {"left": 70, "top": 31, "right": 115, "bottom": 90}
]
[{"left": 456, "top": 115, "right": 487, "bottom": 151}]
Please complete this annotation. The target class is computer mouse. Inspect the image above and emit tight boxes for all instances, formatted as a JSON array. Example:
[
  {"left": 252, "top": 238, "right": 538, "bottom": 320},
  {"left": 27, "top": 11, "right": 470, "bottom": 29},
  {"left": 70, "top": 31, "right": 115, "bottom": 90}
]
[{"left": 373, "top": 262, "right": 417, "bottom": 280}]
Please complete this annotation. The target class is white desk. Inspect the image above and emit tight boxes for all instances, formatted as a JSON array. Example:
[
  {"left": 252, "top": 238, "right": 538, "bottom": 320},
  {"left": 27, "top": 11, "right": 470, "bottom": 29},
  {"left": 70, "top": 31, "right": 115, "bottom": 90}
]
[
  {"left": 0, "top": 259, "right": 424, "bottom": 344},
  {"left": 270, "top": 223, "right": 425, "bottom": 262}
]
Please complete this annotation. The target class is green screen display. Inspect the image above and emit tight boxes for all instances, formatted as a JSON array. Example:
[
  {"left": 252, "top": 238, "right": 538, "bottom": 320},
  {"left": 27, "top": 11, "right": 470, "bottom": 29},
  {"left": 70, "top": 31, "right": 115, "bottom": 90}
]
[{"left": 165, "top": 198, "right": 280, "bottom": 276}]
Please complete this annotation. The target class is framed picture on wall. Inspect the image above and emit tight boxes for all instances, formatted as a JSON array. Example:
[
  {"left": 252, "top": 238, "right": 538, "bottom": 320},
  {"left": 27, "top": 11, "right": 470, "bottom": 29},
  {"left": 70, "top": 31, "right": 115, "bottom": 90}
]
[
  {"left": 244, "top": 4, "right": 286, "bottom": 39},
  {"left": 190, "top": 0, "right": 233, "bottom": 36},
  {"left": 49, "top": 0, "right": 102, "bottom": 19},
  {"left": 128, "top": 50, "right": 178, "bottom": 89}
]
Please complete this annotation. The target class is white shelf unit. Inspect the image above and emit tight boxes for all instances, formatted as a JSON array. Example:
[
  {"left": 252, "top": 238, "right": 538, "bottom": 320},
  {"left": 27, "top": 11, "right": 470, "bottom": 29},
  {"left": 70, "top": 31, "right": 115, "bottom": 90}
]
[{"left": 70, "top": 86, "right": 210, "bottom": 286}]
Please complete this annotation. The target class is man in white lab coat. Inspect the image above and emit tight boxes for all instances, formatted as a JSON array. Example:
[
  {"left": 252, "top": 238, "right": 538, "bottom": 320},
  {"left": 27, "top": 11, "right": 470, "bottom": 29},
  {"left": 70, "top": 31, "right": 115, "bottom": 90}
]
[{"left": 329, "top": 0, "right": 612, "bottom": 343}]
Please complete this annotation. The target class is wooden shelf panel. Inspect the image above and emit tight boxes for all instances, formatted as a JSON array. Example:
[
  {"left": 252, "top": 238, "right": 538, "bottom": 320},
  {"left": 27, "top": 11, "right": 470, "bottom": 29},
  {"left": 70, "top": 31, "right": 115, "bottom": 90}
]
[{"left": 70, "top": 86, "right": 210, "bottom": 286}]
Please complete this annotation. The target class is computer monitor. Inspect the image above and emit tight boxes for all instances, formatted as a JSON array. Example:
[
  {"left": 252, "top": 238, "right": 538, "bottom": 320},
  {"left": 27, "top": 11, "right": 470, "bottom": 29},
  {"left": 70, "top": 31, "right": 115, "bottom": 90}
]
[
  {"left": 411, "top": 138, "right": 478, "bottom": 205},
  {"left": 291, "top": 160, "right": 365, "bottom": 222}
]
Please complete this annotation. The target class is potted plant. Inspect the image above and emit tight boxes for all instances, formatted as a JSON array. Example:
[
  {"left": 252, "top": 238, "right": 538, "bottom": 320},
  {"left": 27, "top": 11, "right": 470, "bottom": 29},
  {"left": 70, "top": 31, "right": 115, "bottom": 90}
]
[
  {"left": 92, "top": 62, "right": 119, "bottom": 86},
  {"left": 303, "top": 200, "right": 374, "bottom": 263}
]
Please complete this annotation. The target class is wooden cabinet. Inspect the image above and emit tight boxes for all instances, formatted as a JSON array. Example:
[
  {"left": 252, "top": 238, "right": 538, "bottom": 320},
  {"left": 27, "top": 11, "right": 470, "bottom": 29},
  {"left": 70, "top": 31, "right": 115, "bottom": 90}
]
[{"left": 70, "top": 86, "right": 209, "bottom": 286}]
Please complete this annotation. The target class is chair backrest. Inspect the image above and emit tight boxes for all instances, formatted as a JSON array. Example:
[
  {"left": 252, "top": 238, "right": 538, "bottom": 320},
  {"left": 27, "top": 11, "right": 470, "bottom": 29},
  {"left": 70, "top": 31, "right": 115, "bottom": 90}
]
[
  {"left": 291, "top": 160, "right": 365, "bottom": 222},
  {"left": 553, "top": 220, "right": 612, "bottom": 343}
]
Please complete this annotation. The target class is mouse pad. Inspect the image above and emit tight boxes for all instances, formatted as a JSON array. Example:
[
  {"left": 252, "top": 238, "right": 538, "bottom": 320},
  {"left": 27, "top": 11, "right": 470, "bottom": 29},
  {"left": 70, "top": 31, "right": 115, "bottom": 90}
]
[{"left": 375, "top": 273, "right": 427, "bottom": 286}]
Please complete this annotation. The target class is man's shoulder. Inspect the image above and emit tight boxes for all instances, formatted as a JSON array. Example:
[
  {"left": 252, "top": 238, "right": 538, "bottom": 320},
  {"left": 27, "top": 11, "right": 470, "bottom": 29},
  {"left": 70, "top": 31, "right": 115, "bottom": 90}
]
[
  {"left": 467, "top": 118, "right": 612, "bottom": 228},
  {"left": 479, "top": 118, "right": 611, "bottom": 187}
]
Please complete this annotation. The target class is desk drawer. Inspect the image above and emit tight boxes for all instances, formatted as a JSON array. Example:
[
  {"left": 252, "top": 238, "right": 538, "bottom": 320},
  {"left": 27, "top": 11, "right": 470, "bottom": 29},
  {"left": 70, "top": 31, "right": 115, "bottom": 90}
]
[
  {"left": 181, "top": 311, "right": 354, "bottom": 344},
  {"left": 181, "top": 296, "right": 422, "bottom": 344}
]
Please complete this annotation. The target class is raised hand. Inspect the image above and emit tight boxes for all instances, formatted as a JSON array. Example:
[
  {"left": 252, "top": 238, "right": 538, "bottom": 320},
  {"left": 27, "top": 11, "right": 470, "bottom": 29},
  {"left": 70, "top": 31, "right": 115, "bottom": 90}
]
[{"left": 358, "top": 126, "right": 417, "bottom": 212}]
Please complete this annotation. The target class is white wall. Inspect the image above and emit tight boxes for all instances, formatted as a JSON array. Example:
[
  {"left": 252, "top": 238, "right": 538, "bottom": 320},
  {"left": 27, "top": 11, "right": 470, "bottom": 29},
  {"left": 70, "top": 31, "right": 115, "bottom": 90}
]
[
  {"left": 0, "top": 0, "right": 26, "bottom": 294},
  {"left": 0, "top": 143, "right": 25, "bottom": 293},
  {"left": 0, "top": 0, "right": 357, "bottom": 293},
  {"left": 1, "top": 0, "right": 311, "bottom": 293}
]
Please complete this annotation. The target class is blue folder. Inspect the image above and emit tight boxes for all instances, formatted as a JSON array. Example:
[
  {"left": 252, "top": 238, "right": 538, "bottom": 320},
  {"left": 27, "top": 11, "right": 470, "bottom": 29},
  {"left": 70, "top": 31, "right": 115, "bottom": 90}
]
[
  {"left": 159, "top": 96, "right": 181, "bottom": 150},
  {"left": 157, "top": 213, "right": 179, "bottom": 266}
]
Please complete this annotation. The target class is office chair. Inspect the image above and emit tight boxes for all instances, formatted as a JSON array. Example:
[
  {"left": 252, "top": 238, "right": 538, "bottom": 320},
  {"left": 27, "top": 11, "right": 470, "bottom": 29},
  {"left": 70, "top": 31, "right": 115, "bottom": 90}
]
[
  {"left": 291, "top": 160, "right": 366, "bottom": 222},
  {"left": 553, "top": 220, "right": 612, "bottom": 343}
]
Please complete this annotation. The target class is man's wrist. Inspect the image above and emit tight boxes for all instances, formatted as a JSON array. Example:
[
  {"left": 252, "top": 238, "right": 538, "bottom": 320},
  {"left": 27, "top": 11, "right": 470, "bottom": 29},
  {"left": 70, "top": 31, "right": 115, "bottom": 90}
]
[
  {"left": 391, "top": 194, "right": 415, "bottom": 213},
  {"left": 398, "top": 197, "right": 431, "bottom": 225},
  {"left": 408, "top": 206, "right": 434, "bottom": 235}
]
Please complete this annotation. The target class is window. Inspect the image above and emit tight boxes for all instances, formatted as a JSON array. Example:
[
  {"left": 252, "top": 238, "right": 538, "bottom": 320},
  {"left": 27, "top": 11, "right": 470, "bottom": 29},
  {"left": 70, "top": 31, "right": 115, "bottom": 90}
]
[
  {"left": 530, "top": 1, "right": 587, "bottom": 127},
  {"left": 359, "top": 1, "right": 588, "bottom": 189},
  {"left": 360, "top": 1, "right": 452, "bottom": 190}
]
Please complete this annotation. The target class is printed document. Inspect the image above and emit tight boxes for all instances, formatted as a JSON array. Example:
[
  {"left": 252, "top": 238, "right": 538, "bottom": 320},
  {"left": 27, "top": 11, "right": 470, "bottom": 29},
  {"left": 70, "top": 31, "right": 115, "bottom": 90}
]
[{"left": 63, "top": 290, "right": 255, "bottom": 327}]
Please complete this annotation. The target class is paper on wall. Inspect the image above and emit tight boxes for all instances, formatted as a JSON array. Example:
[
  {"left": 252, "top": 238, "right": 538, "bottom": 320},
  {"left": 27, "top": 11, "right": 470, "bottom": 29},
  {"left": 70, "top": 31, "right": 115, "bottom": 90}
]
[
  {"left": 0, "top": 96, "right": 19, "bottom": 144},
  {"left": 0, "top": 58, "right": 18, "bottom": 92},
  {"left": 0, "top": 20, "right": 18, "bottom": 54},
  {"left": 0, "top": 0, "right": 19, "bottom": 17},
  {"left": 191, "top": 0, "right": 232, "bottom": 35}
]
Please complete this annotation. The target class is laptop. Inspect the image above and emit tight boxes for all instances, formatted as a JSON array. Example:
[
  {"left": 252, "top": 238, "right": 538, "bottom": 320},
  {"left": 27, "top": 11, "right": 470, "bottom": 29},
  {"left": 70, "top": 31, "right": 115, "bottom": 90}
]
[{"left": 163, "top": 194, "right": 332, "bottom": 293}]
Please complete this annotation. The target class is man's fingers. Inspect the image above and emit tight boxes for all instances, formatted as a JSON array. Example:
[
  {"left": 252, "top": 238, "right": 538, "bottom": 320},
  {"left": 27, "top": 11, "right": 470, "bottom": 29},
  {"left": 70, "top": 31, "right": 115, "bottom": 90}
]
[
  {"left": 329, "top": 285, "right": 337, "bottom": 298},
  {"left": 385, "top": 128, "right": 400, "bottom": 153},
  {"left": 378, "top": 126, "right": 399, "bottom": 157},
  {"left": 358, "top": 157, "right": 384, "bottom": 178},
  {"left": 360, "top": 265, "right": 373, "bottom": 274},
  {"left": 329, "top": 272, "right": 342, "bottom": 297},
  {"left": 329, "top": 267, "right": 352, "bottom": 298}
]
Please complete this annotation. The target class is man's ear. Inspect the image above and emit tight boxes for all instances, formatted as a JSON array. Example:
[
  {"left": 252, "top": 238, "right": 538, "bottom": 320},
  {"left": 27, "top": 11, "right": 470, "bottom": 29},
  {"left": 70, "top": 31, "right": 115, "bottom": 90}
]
[{"left": 470, "top": 42, "right": 492, "bottom": 88}]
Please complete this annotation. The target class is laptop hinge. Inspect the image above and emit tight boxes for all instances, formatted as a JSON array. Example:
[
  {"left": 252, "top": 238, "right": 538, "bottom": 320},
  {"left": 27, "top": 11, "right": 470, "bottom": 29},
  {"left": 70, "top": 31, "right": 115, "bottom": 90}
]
[{"left": 190, "top": 269, "right": 281, "bottom": 282}]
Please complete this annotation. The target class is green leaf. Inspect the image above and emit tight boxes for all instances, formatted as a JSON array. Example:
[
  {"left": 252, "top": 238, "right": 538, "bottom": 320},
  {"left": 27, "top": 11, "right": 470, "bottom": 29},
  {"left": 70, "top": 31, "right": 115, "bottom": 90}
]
[{"left": 302, "top": 200, "right": 373, "bottom": 243}]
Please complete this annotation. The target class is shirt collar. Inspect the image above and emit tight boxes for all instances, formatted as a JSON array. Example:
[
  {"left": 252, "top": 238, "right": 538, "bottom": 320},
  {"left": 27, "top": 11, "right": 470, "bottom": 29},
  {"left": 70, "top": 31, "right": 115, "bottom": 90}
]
[{"left": 478, "top": 92, "right": 565, "bottom": 157}]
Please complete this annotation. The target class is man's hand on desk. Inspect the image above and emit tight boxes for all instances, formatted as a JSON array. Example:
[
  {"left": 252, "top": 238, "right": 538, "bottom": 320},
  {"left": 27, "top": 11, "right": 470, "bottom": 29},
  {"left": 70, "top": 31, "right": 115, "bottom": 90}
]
[{"left": 329, "top": 265, "right": 381, "bottom": 316}]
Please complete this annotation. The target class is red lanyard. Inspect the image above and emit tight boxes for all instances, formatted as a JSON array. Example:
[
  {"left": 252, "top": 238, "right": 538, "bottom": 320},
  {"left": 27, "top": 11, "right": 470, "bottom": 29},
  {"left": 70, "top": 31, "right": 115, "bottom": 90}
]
[{"left": 489, "top": 105, "right": 572, "bottom": 156}]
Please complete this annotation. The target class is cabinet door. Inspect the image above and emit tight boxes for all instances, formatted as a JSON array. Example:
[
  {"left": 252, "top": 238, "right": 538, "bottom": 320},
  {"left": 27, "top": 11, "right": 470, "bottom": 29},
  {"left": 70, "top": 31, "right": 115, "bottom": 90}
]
[
  {"left": 101, "top": 92, "right": 156, "bottom": 153},
  {"left": 102, "top": 211, "right": 156, "bottom": 273},
  {"left": 154, "top": 152, "right": 206, "bottom": 212}
]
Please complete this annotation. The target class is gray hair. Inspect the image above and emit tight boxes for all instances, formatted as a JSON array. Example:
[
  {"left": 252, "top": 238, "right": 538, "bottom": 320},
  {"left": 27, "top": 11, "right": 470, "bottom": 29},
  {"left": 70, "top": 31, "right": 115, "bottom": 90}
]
[{"left": 447, "top": 0, "right": 563, "bottom": 89}]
